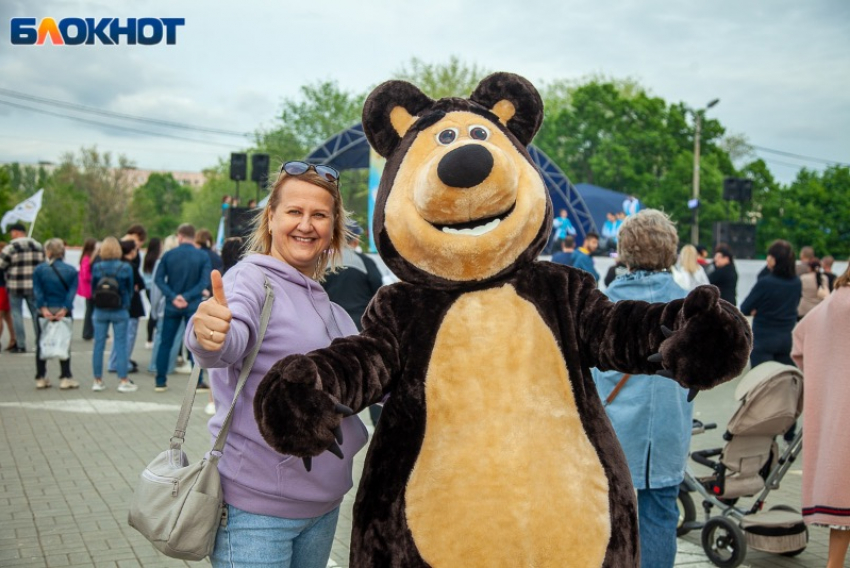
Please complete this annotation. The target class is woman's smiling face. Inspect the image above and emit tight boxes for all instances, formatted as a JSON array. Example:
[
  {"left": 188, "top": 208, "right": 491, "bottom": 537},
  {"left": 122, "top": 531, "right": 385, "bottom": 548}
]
[{"left": 268, "top": 177, "right": 334, "bottom": 278}]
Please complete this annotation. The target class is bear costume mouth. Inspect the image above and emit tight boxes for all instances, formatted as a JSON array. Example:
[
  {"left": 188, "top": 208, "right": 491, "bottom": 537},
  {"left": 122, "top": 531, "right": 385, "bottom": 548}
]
[{"left": 433, "top": 203, "right": 516, "bottom": 236}]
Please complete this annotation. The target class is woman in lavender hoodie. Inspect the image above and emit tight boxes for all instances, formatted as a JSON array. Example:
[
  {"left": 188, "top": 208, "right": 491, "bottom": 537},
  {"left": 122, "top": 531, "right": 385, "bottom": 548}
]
[{"left": 187, "top": 162, "right": 369, "bottom": 568}]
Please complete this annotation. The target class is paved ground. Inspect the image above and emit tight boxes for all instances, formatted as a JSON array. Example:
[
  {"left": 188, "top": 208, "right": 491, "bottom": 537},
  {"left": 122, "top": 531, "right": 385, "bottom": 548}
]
[{"left": 0, "top": 319, "right": 832, "bottom": 567}]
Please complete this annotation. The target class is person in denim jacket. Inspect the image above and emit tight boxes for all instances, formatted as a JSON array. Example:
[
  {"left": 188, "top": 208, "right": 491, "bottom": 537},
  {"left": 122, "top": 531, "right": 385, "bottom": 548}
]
[
  {"left": 592, "top": 210, "right": 692, "bottom": 568},
  {"left": 90, "top": 237, "right": 136, "bottom": 393},
  {"left": 32, "top": 238, "right": 78, "bottom": 389}
]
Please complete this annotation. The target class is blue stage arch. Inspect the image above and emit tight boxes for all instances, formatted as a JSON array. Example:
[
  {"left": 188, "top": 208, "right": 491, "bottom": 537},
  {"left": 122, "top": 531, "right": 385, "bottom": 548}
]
[{"left": 304, "top": 123, "right": 599, "bottom": 239}]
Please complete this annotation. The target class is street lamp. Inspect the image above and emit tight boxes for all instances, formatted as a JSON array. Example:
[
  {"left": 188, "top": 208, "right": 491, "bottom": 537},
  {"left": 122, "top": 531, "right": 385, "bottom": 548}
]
[{"left": 691, "top": 98, "right": 720, "bottom": 245}]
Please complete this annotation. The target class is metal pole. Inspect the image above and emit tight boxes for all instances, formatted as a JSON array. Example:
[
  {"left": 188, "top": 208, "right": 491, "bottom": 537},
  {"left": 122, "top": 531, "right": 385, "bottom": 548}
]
[{"left": 691, "top": 112, "right": 701, "bottom": 246}]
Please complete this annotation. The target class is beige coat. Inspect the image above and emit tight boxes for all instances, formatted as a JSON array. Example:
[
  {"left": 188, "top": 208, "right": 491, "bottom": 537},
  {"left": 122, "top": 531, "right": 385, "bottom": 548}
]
[
  {"left": 797, "top": 271, "right": 828, "bottom": 318},
  {"left": 792, "top": 287, "right": 850, "bottom": 527}
]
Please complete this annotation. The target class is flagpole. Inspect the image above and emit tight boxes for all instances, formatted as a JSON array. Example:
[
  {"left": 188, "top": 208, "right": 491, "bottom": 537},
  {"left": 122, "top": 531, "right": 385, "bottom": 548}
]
[{"left": 28, "top": 211, "right": 39, "bottom": 238}]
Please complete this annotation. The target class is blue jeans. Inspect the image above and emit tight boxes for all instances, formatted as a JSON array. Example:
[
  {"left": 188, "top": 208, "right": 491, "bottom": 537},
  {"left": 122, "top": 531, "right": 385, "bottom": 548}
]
[
  {"left": 637, "top": 484, "right": 679, "bottom": 568},
  {"left": 156, "top": 310, "right": 203, "bottom": 387},
  {"left": 92, "top": 308, "right": 129, "bottom": 378},
  {"left": 108, "top": 317, "right": 139, "bottom": 371},
  {"left": 8, "top": 292, "right": 37, "bottom": 350},
  {"left": 147, "top": 317, "right": 183, "bottom": 374},
  {"left": 211, "top": 504, "right": 339, "bottom": 568}
]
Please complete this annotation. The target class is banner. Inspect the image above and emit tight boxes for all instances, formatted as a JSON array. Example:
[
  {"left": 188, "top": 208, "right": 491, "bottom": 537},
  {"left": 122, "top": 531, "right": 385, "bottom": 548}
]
[
  {"left": 1, "top": 188, "right": 44, "bottom": 233},
  {"left": 367, "top": 149, "right": 386, "bottom": 253}
]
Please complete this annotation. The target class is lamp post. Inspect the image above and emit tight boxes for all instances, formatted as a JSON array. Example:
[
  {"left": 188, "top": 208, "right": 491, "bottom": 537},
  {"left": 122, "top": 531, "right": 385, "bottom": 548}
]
[{"left": 691, "top": 98, "right": 720, "bottom": 245}]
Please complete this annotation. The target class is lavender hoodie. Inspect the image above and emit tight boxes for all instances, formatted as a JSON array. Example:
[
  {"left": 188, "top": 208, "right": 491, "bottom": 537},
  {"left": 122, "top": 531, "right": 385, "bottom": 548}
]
[{"left": 185, "top": 253, "right": 368, "bottom": 519}]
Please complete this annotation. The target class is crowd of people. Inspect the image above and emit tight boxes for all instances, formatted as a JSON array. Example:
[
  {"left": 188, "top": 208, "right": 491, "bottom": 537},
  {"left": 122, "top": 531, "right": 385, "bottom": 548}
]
[{"left": 1, "top": 174, "right": 847, "bottom": 567}]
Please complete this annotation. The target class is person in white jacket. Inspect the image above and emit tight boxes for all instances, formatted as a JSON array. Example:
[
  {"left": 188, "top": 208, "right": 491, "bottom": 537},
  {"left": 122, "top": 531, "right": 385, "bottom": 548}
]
[{"left": 672, "top": 244, "right": 710, "bottom": 291}]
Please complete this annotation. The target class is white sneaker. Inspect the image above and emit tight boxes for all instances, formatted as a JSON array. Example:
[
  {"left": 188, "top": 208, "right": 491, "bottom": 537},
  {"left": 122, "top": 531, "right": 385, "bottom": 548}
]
[
  {"left": 59, "top": 378, "right": 80, "bottom": 390},
  {"left": 144, "top": 341, "right": 153, "bottom": 350},
  {"left": 205, "top": 402, "right": 216, "bottom": 415},
  {"left": 117, "top": 382, "right": 138, "bottom": 393},
  {"left": 175, "top": 363, "right": 193, "bottom": 375},
  {"left": 92, "top": 381, "right": 106, "bottom": 392},
  {"left": 35, "top": 378, "right": 52, "bottom": 389}
]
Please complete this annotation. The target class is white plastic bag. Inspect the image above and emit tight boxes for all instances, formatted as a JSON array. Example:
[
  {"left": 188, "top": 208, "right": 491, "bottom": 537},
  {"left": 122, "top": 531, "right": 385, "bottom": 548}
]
[{"left": 39, "top": 317, "right": 73, "bottom": 360}]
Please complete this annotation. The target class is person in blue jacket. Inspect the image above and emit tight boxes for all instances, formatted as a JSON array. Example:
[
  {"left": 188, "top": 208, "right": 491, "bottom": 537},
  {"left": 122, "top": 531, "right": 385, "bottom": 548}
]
[
  {"left": 32, "top": 238, "right": 78, "bottom": 390},
  {"left": 592, "top": 210, "right": 692, "bottom": 568},
  {"left": 91, "top": 237, "right": 136, "bottom": 393},
  {"left": 571, "top": 232, "right": 600, "bottom": 281}
]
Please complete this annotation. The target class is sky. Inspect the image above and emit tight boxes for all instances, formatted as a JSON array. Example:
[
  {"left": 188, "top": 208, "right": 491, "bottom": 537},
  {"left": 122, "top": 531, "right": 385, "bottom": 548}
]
[{"left": 1, "top": 0, "right": 848, "bottom": 186}]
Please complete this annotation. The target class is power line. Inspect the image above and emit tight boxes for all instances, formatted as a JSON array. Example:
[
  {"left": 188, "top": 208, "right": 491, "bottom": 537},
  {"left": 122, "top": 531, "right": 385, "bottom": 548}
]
[
  {"left": 752, "top": 145, "right": 849, "bottom": 167},
  {"left": 0, "top": 88, "right": 253, "bottom": 138},
  {"left": 0, "top": 99, "right": 244, "bottom": 149}
]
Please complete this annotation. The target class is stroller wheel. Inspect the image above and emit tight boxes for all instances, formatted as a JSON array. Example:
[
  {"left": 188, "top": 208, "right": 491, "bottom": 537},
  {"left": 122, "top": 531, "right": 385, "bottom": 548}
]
[
  {"left": 677, "top": 488, "right": 696, "bottom": 537},
  {"left": 701, "top": 517, "right": 747, "bottom": 568}
]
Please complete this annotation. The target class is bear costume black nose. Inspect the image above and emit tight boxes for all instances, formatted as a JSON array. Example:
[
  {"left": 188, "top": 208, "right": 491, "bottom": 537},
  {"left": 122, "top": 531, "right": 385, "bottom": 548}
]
[{"left": 437, "top": 145, "right": 494, "bottom": 189}]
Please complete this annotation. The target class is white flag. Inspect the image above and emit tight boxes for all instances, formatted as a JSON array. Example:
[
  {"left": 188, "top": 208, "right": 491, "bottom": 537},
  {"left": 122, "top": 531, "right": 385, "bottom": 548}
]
[{"left": 1, "top": 189, "right": 44, "bottom": 233}]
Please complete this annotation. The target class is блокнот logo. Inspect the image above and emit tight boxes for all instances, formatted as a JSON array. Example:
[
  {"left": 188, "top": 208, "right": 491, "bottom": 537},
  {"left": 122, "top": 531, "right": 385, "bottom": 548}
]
[{"left": 10, "top": 18, "right": 185, "bottom": 45}]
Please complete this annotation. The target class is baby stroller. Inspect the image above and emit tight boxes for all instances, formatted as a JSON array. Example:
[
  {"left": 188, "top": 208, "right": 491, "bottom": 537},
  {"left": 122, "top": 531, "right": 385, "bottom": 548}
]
[{"left": 677, "top": 362, "right": 806, "bottom": 567}]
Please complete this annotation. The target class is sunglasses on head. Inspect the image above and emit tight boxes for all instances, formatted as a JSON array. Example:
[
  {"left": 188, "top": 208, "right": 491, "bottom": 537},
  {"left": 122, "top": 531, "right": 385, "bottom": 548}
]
[{"left": 281, "top": 161, "right": 339, "bottom": 183}]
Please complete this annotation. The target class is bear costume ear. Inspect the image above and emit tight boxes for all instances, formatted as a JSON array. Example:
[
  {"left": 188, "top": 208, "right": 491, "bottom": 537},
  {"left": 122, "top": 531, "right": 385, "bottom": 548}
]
[
  {"left": 363, "top": 80, "right": 435, "bottom": 158},
  {"left": 470, "top": 72, "right": 544, "bottom": 147}
]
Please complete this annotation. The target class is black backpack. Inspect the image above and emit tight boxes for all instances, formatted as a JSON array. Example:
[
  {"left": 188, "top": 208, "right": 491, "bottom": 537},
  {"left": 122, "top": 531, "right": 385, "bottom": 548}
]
[{"left": 93, "top": 267, "right": 123, "bottom": 309}]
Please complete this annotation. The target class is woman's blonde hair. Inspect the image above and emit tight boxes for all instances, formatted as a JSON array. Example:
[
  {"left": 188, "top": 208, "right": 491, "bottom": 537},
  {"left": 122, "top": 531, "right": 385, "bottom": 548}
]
[
  {"left": 617, "top": 209, "right": 679, "bottom": 271},
  {"left": 245, "top": 166, "right": 350, "bottom": 281},
  {"left": 99, "top": 236, "right": 122, "bottom": 260},
  {"left": 835, "top": 258, "right": 850, "bottom": 289},
  {"left": 678, "top": 244, "right": 700, "bottom": 274}
]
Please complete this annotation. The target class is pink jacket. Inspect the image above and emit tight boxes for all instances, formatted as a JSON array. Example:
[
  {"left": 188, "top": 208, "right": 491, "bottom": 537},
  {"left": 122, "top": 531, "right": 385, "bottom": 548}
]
[{"left": 77, "top": 255, "right": 92, "bottom": 299}]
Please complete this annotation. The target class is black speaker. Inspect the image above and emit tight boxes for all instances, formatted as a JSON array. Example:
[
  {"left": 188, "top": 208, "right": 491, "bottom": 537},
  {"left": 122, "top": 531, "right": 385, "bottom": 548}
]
[
  {"left": 714, "top": 222, "right": 756, "bottom": 259},
  {"left": 251, "top": 153, "right": 270, "bottom": 183},
  {"left": 723, "top": 177, "right": 753, "bottom": 201},
  {"left": 738, "top": 179, "right": 753, "bottom": 201},
  {"left": 230, "top": 152, "right": 247, "bottom": 181},
  {"left": 229, "top": 206, "right": 255, "bottom": 238}
]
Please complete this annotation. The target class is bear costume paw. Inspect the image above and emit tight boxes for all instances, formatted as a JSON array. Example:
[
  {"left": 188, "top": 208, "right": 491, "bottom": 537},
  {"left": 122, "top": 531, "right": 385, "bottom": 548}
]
[
  {"left": 254, "top": 354, "right": 352, "bottom": 471},
  {"left": 648, "top": 285, "right": 752, "bottom": 397}
]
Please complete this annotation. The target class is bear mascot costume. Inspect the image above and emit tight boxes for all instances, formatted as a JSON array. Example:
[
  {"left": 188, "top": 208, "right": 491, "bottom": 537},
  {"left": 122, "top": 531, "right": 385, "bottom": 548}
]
[{"left": 254, "top": 72, "right": 752, "bottom": 567}]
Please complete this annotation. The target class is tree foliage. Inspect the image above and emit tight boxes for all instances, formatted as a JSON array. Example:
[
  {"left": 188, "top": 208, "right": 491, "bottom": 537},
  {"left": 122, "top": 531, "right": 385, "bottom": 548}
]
[
  {"left": 129, "top": 172, "right": 193, "bottom": 240},
  {"left": 4, "top": 57, "right": 844, "bottom": 255},
  {"left": 393, "top": 55, "right": 491, "bottom": 99}
]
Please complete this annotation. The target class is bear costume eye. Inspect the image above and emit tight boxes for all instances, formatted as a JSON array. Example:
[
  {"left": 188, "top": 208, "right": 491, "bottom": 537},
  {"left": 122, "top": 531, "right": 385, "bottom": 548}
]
[
  {"left": 469, "top": 125, "right": 490, "bottom": 141},
  {"left": 436, "top": 128, "right": 459, "bottom": 145}
]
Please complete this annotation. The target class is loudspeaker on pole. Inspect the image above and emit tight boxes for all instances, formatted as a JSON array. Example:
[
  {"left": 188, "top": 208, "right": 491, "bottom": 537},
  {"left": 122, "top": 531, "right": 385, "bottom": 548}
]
[
  {"left": 230, "top": 153, "right": 247, "bottom": 181},
  {"left": 251, "top": 153, "right": 270, "bottom": 183},
  {"left": 713, "top": 222, "right": 756, "bottom": 259}
]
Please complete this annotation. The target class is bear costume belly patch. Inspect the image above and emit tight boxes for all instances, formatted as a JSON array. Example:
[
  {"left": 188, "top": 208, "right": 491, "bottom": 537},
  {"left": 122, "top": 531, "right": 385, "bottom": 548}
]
[{"left": 406, "top": 285, "right": 610, "bottom": 567}]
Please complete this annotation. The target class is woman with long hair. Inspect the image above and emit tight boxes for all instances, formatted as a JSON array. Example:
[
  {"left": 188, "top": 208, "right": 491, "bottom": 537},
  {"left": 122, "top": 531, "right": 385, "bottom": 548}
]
[
  {"left": 793, "top": 260, "right": 850, "bottom": 568},
  {"left": 671, "top": 244, "right": 710, "bottom": 291},
  {"left": 78, "top": 237, "right": 98, "bottom": 340},
  {"left": 187, "top": 161, "right": 368, "bottom": 568},
  {"left": 740, "top": 239, "right": 801, "bottom": 366},
  {"left": 798, "top": 258, "right": 829, "bottom": 320}
]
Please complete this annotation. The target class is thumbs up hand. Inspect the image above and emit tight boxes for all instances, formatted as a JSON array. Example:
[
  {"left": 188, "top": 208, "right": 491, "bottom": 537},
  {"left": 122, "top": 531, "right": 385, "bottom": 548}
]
[{"left": 193, "top": 270, "right": 232, "bottom": 351}]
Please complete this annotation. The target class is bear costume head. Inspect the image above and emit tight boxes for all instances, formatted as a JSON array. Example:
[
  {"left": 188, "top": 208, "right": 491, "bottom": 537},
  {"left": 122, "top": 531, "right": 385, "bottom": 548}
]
[{"left": 363, "top": 72, "right": 552, "bottom": 288}]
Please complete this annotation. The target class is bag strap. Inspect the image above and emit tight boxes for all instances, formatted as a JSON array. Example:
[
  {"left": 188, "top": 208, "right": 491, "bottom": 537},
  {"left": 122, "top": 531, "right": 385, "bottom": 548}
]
[
  {"left": 50, "top": 261, "right": 70, "bottom": 292},
  {"left": 170, "top": 276, "right": 274, "bottom": 455},
  {"left": 604, "top": 374, "right": 631, "bottom": 407}
]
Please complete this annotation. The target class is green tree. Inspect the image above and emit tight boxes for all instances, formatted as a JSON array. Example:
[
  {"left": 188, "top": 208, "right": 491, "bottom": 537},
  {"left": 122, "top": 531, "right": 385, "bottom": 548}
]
[
  {"left": 393, "top": 55, "right": 491, "bottom": 99},
  {"left": 42, "top": 147, "right": 136, "bottom": 241},
  {"left": 130, "top": 173, "right": 193, "bottom": 239},
  {"left": 755, "top": 166, "right": 850, "bottom": 258}
]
